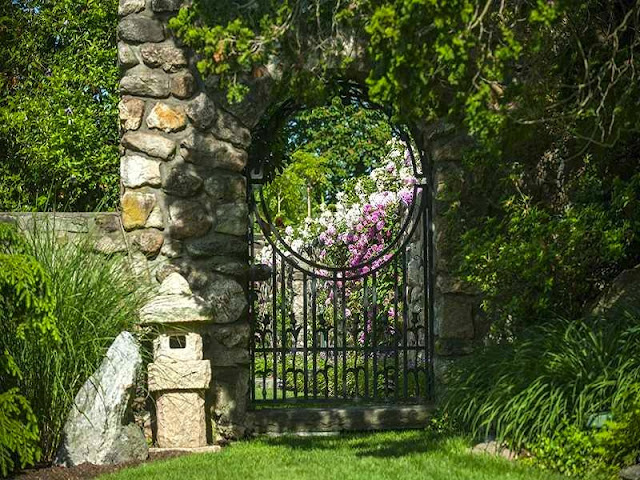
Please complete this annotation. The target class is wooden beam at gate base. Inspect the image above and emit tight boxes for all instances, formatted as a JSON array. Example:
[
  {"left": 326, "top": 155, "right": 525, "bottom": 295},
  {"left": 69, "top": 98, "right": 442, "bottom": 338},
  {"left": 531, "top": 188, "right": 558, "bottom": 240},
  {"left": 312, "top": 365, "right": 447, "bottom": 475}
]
[{"left": 247, "top": 404, "right": 435, "bottom": 434}]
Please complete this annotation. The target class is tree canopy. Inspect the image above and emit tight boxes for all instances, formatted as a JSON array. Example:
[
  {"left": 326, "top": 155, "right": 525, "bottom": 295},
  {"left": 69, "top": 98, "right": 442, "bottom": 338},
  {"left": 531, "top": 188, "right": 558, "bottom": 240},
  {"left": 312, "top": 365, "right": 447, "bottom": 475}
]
[{"left": 0, "top": 0, "right": 119, "bottom": 211}]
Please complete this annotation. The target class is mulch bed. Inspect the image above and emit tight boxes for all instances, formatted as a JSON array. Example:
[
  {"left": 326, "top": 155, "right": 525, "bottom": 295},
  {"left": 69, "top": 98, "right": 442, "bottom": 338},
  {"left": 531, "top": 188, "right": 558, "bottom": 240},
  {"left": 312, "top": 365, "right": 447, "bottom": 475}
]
[{"left": 12, "top": 451, "right": 188, "bottom": 480}]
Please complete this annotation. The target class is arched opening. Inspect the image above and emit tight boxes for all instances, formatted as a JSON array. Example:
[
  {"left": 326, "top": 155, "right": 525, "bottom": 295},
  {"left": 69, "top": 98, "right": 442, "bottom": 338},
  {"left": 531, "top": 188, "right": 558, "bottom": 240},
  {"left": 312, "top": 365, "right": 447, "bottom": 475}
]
[{"left": 246, "top": 87, "right": 435, "bottom": 406}]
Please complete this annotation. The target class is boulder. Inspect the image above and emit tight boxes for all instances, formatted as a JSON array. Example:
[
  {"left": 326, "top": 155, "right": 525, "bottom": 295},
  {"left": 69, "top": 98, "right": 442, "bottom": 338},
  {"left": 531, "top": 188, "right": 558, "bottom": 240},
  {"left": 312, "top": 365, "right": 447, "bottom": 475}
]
[
  {"left": 620, "top": 465, "right": 640, "bottom": 480},
  {"left": 592, "top": 264, "right": 640, "bottom": 316},
  {"left": 55, "top": 332, "right": 147, "bottom": 466}
]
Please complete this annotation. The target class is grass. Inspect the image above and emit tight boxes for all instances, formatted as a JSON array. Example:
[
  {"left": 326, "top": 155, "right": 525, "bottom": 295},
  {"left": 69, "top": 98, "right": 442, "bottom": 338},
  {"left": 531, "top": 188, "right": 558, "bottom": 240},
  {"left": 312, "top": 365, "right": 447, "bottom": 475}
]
[
  {"left": 100, "top": 430, "right": 569, "bottom": 480},
  {"left": 0, "top": 221, "right": 151, "bottom": 461}
]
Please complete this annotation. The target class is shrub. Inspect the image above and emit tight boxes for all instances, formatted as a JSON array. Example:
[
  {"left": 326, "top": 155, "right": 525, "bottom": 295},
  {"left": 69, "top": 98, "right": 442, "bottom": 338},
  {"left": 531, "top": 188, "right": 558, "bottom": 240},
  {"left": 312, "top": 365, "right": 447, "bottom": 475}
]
[
  {"left": 445, "top": 309, "right": 640, "bottom": 450},
  {"left": 0, "top": 0, "right": 119, "bottom": 211},
  {"left": 0, "top": 224, "right": 57, "bottom": 476},
  {"left": 0, "top": 221, "right": 150, "bottom": 462}
]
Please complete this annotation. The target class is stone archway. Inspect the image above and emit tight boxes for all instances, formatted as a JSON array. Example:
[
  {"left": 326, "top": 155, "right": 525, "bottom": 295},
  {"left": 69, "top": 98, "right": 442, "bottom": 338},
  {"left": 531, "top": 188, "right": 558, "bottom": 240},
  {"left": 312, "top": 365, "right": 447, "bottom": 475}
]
[{"left": 117, "top": 0, "right": 481, "bottom": 447}]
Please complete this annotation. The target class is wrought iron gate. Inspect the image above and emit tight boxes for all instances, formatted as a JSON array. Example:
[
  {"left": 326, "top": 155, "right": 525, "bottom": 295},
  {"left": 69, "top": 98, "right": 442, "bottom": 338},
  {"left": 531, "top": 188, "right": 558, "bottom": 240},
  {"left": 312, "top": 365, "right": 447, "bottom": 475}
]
[{"left": 248, "top": 131, "right": 435, "bottom": 407}]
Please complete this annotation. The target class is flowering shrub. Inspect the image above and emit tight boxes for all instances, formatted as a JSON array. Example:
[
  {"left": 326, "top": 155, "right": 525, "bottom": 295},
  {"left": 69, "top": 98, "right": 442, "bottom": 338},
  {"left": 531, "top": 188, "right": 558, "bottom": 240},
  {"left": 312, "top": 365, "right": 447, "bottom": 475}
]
[{"left": 254, "top": 140, "right": 423, "bottom": 398}]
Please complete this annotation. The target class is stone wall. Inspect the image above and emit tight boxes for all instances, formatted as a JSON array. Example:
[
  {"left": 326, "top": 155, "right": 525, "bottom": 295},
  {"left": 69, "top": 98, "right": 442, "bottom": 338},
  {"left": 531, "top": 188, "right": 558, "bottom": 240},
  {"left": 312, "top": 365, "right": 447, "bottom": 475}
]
[
  {"left": 117, "top": 0, "right": 255, "bottom": 444},
  {"left": 0, "top": 0, "right": 487, "bottom": 445},
  {"left": 115, "top": 0, "right": 485, "bottom": 439}
]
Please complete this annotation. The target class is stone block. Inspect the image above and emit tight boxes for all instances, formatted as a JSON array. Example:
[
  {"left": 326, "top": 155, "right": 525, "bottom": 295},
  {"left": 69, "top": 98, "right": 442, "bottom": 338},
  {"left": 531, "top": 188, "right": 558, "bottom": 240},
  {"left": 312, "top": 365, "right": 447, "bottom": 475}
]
[
  {"left": 171, "top": 72, "right": 195, "bottom": 99},
  {"left": 122, "top": 192, "right": 156, "bottom": 230},
  {"left": 161, "top": 163, "right": 203, "bottom": 197},
  {"left": 202, "top": 274, "right": 247, "bottom": 324},
  {"left": 168, "top": 199, "right": 212, "bottom": 239},
  {"left": 147, "top": 103, "right": 187, "bottom": 133},
  {"left": 156, "top": 391, "right": 207, "bottom": 448},
  {"left": 119, "top": 97, "right": 145, "bottom": 131},
  {"left": 153, "top": 331, "right": 202, "bottom": 362},
  {"left": 121, "top": 71, "right": 170, "bottom": 98},
  {"left": 146, "top": 204, "right": 165, "bottom": 229},
  {"left": 214, "top": 202, "right": 248, "bottom": 237},
  {"left": 185, "top": 93, "right": 215, "bottom": 130},
  {"left": 118, "top": 16, "right": 165, "bottom": 44},
  {"left": 158, "top": 272, "right": 192, "bottom": 296},
  {"left": 185, "top": 233, "right": 247, "bottom": 258},
  {"left": 140, "top": 294, "right": 212, "bottom": 324},
  {"left": 148, "top": 360, "right": 211, "bottom": 392},
  {"left": 123, "top": 131, "right": 176, "bottom": 160},
  {"left": 151, "top": 0, "right": 183, "bottom": 12},
  {"left": 438, "top": 294, "right": 475, "bottom": 340},
  {"left": 214, "top": 110, "right": 251, "bottom": 148},
  {"left": 181, "top": 132, "right": 248, "bottom": 172},
  {"left": 211, "top": 367, "right": 249, "bottom": 431},
  {"left": 121, "top": 155, "right": 161, "bottom": 188},
  {"left": 204, "top": 174, "right": 246, "bottom": 203},
  {"left": 94, "top": 214, "right": 122, "bottom": 233},
  {"left": 140, "top": 44, "right": 187, "bottom": 73},
  {"left": 94, "top": 235, "right": 127, "bottom": 255},
  {"left": 118, "top": 0, "right": 145, "bottom": 16},
  {"left": 211, "top": 323, "right": 250, "bottom": 349},
  {"left": 118, "top": 42, "right": 139, "bottom": 68},
  {"left": 130, "top": 229, "right": 164, "bottom": 258}
]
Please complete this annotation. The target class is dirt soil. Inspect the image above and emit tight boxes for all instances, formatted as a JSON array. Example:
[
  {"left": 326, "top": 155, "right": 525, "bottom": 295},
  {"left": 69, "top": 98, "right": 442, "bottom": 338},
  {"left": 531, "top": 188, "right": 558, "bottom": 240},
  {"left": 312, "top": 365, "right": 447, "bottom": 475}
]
[{"left": 12, "top": 451, "right": 188, "bottom": 480}]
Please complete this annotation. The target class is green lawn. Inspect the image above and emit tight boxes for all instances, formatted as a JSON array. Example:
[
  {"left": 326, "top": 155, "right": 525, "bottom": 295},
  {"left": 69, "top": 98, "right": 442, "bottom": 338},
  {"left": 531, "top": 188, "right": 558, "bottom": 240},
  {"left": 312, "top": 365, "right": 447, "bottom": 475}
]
[{"left": 100, "top": 430, "right": 570, "bottom": 480}]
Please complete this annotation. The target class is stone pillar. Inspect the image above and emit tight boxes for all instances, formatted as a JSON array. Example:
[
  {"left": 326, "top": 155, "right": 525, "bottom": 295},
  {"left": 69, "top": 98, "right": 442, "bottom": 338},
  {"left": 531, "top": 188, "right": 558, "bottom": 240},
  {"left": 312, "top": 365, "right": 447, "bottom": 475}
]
[
  {"left": 118, "top": 0, "right": 256, "bottom": 441},
  {"left": 417, "top": 121, "right": 484, "bottom": 387}
]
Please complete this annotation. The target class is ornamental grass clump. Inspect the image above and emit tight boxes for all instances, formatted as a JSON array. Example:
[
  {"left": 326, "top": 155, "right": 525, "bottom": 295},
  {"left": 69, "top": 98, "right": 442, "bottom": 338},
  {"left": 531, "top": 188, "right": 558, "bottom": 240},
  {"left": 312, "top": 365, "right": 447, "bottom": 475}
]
[
  {"left": 0, "top": 221, "right": 150, "bottom": 463},
  {"left": 445, "top": 309, "right": 640, "bottom": 467}
]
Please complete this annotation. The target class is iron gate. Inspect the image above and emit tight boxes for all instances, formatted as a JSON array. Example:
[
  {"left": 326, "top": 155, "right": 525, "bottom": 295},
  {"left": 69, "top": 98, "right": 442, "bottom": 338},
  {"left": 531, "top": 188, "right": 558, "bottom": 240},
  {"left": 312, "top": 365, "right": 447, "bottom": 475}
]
[{"left": 248, "top": 130, "right": 435, "bottom": 407}]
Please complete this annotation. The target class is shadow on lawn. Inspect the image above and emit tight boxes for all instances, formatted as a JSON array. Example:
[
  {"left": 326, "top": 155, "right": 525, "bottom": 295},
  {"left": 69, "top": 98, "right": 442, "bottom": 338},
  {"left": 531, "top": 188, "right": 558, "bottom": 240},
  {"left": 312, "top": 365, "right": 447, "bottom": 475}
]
[{"left": 260, "top": 430, "right": 449, "bottom": 458}]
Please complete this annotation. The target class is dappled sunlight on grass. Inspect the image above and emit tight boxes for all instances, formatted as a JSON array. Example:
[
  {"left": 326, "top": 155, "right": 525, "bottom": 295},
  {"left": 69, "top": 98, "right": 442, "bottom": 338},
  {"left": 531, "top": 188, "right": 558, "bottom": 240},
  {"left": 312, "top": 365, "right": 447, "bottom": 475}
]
[{"left": 100, "top": 430, "right": 569, "bottom": 480}]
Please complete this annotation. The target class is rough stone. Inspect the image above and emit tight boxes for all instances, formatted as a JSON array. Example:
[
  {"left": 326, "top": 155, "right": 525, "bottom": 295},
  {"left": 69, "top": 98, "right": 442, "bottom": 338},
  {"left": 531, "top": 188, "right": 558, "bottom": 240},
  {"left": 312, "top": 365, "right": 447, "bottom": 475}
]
[
  {"left": 118, "top": 0, "right": 145, "bottom": 16},
  {"left": 620, "top": 465, "right": 640, "bottom": 480},
  {"left": 148, "top": 360, "right": 211, "bottom": 391},
  {"left": 121, "top": 71, "right": 170, "bottom": 98},
  {"left": 171, "top": 72, "right": 195, "bottom": 99},
  {"left": 185, "top": 93, "right": 216, "bottom": 130},
  {"left": 95, "top": 214, "right": 122, "bottom": 233},
  {"left": 156, "top": 392, "right": 206, "bottom": 448},
  {"left": 592, "top": 264, "right": 640, "bottom": 316},
  {"left": 122, "top": 131, "right": 175, "bottom": 160},
  {"left": 202, "top": 274, "right": 247, "bottom": 324},
  {"left": 121, "top": 155, "right": 161, "bottom": 188},
  {"left": 119, "top": 98, "right": 145, "bottom": 131},
  {"left": 160, "top": 240, "right": 182, "bottom": 259},
  {"left": 168, "top": 199, "right": 212, "bottom": 239},
  {"left": 158, "top": 272, "right": 192, "bottom": 295},
  {"left": 94, "top": 236, "right": 127, "bottom": 255},
  {"left": 147, "top": 103, "right": 187, "bottom": 133},
  {"left": 117, "top": 42, "right": 139, "bottom": 68},
  {"left": 146, "top": 204, "right": 165, "bottom": 229},
  {"left": 155, "top": 263, "right": 182, "bottom": 283},
  {"left": 104, "top": 425, "right": 148, "bottom": 465},
  {"left": 140, "top": 294, "right": 212, "bottom": 324},
  {"left": 140, "top": 44, "right": 188, "bottom": 73},
  {"left": 471, "top": 441, "right": 517, "bottom": 461},
  {"left": 212, "top": 323, "right": 250, "bottom": 349},
  {"left": 182, "top": 132, "right": 248, "bottom": 171},
  {"left": 122, "top": 192, "right": 156, "bottom": 230},
  {"left": 211, "top": 367, "right": 249, "bottom": 435},
  {"left": 118, "top": 16, "right": 164, "bottom": 44},
  {"left": 438, "top": 294, "right": 475, "bottom": 340},
  {"left": 55, "top": 332, "right": 147, "bottom": 466},
  {"left": 162, "top": 164, "right": 203, "bottom": 197},
  {"left": 186, "top": 233, "right": 247, "bottom": 258},
  {"left": 131, "top": 229, "right": 164, "bottom": 257},
  {"left": 151, "top": 0, "right": 183, "bottom": 12},
  {"left": 153, "top": 331, "right": 202, "bottom": 362},
  {"left": 214, "top": 202, "right": 248, "bottom": 237},
  {"left": 214, "top": 110, "right": 251, "bottom": 148},
  {"left": 208, "top": 345, "right": 249, "bottom": 367},
  {"left": 203, "top": 174, "right": 245, "bottom": 203}
]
